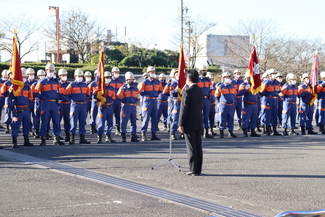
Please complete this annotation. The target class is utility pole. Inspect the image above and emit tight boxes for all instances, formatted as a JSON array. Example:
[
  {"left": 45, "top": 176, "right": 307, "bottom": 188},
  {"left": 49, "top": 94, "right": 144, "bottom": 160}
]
[
  {"left": 49, "top": 6, "right": 60, "bottom": 63},
  {"left": 180, "top": 0, "right": 184, "bottom": 44}
]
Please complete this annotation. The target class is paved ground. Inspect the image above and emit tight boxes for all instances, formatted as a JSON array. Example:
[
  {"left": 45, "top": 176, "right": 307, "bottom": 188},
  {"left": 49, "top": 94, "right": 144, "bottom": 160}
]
[{"left": 1, "top": 122, "right": 325, "bottom": 217}]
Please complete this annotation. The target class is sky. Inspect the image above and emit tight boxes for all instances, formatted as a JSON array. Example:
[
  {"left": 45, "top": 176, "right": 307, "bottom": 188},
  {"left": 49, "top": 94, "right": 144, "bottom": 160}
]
[{"left": 1, "top": 0, "right": 325, "bottom": 62}]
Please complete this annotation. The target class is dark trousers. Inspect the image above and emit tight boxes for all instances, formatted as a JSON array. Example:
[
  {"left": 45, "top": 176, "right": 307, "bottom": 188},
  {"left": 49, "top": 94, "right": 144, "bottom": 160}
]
[{"left": 184, "top": 129, "right": 203, "bottom": 175}]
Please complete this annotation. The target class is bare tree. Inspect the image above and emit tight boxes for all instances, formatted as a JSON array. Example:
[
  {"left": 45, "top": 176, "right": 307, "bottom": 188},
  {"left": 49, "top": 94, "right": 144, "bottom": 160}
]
[
  {"left": 46, "top": 8, "right": 105, "bottom": 63},
  {"left": 0, "top": 14, "right": 42, "bottom": 59}
]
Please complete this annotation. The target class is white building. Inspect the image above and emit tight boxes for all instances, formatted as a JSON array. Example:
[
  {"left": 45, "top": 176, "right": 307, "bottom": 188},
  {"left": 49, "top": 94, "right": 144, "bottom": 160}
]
[{"left": 194, "top": 34, "right": 250, "bottom": 70}]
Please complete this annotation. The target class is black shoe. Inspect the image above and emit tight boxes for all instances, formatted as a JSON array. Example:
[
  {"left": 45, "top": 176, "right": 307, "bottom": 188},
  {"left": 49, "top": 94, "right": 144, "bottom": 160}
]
[
  {"left": 115, "top": 126, "right": 121, "bottom": 136},
  {"left": 307, "top": 128, "right": 318, "bottom": 135},
  {"left": 69, "top": 134, "right": 75, "bottom": 145},
  {"left": 272, "top": 126, "right": 282, "bottom": 136},
  {"left": 90, "top": 125, "right": 97, "bottom": 134},
  {"left": 97, "top": 134, "right": 102, "bottom": 144},
  {"left": 34, "top": 129, "right": 40, "bottom": 139},
  {"left": 301, "top": 127, "right": 306, "bottom": 135},
  {"left": 151, "top": 132, "right": 161, "bottom": 140},
  {"left": 65, "top": 131, "right": 70, "bottom": 142},
  {"left": 171, "top": 132, "right": 177, "bottom": 140},
  {"left": 53, "top": 136, "right": 65, "bottom": 145},
  {"left": 131, "top": 134, "right": 139, "bottom": 142},
  {"left": 242, "top": 128, "right": 248, "bottom": 137},
  {"left": 219, "top": 130, "right": 224, "bottom": 138},
  {"left": 4, "top": 125, "right": 10, "bottom": 134},
  {"left": 121, "top": 133, "right": 126, "bottom": 142},
  {"left": 228, "top": 130, "right": 237, "bottom": 138},
  {"left": 180, "top": 133, "right": 185, "bottom": 139},
  {"left": 210, "top": 127, "right": 217, "bottom": 136},
  {"left": 250, "top": 129, "right": 260, "bottom": 137},
  {"left": 23, "top": 136, "right": 34, "bottom": 146},
  {"left": 12, "top": 137, "right": 18, "bottom": 148},
  {"left": 141, "top": 132, "right": 147, "bottom": 141},
  {"left": 289, "top": 128, "right": 298, "bottom": 135},
  {"left": 203, "top": 128, "right": 214, "bottom": 138},
  {"left": 105, "top": 134, "right": 116, "bottom": 143},
  {"left": 79, "top": 134, "right": 91, "bottom": 144},
  {"left": 40, "top": 136, "right": 46, "bottom": 146},
  {"left": 283, "top": 129, "right": 289, "bottom": 136}
]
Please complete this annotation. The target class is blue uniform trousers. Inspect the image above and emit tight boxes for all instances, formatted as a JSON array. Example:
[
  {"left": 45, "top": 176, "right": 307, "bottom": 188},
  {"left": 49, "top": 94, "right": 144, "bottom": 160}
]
[
  {"left": 282, "top": 102, "right": 297, "bottom": 129},
  {"left": 86, "top": 100, "right": 91, "bottom": 116},
  {"left": 260, "top": 97, "right": 278, "bottom": 127},
  {"left": 89, "top": 100, "right": 98, "bottom": 127},
  {"left": 141, "top": 98, "right": 158, "bottom": 133},
  {"left": 12, "top": 107, "right": 30, "bottom": 137},
  {"left": 97, "top": 106, "right": 113, "bottom": 135},
  {"left": 40, "top": 101, "right": 61, "bottom": 136},
  {"left": 171, "top": 101, "right": 180, "bottom": 132},
  {"left": 219, "top": 103, "right": 235, "bottom": 131},
  {"left": 242, "top": 103, "right": 258, "bottom": 129},
  {"left": 202, "top": 98, "right": 210, "bottom": 129},
  {"left": 121, "top": 104, "right": 137, "bottom": 134},
  {"left": 33, "top": 99, "right": 42, "bottom": 130},
  {"left": 0, "top": 97, "right": 5, "bottom": 122},
  {"left": 4, "top": 97, "right": 12, "bottom": 126},
  {"left": 59, "top": 103, "right": 71, "bottom": 132},
  {"left": 29, "top": 100, "right": 35, "bottom": 129},
  {"left": 70, "top": 103, "right": 87, "bottom": 135},
  {"left": 209, "top": 103, "right": 216, "bottom": 128},
  {"left": 277, "top": 99, "right": 283, "bottom": 124},
  {"left": 318, "top": 99, "right": 325, "bottom": 124},
  {"left": 234, "top": 97, "right": 242, "bottom": 123},
  {"left": 299, "top": 104, "right": 314, "bottom": 128},
  {"left": 112, "top": 99, "right": 121, "bottom": 127},
  {"left": 315, "top": 100, "right": 320, "bottom": 124},
  {"left": 157, "top": 100, "right": 168, "bottom": 125}
]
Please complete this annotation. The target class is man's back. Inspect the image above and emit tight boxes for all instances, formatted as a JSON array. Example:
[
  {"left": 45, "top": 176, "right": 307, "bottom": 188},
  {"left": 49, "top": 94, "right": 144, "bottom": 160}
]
[{"left": 179, "top": 84, "right": 204, "bottom": 133}]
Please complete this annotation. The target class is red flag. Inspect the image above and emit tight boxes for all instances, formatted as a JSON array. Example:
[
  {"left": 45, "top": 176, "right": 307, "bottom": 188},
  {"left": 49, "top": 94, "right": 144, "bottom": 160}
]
[
  {"left": 96, "top": 49, "right": 106, "bottom": 107},
  {"left": 177, "top": 45, "right": 186, "bottom": 100},
  {"left": 309, "top": 51, "right": 319, "bottom": 105},
  {"left": 247, "top": 45, "right": 261, "bottom": 94},
  {"left": 9, "top": 36, "right": 24, "bottom": 96}
]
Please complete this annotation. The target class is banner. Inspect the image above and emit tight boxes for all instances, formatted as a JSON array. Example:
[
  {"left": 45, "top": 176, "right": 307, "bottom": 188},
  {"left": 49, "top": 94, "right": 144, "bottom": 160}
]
[
  {"left": 96, "top": 49, "right": 106, "bottom": 106},
  {"left": 9, "top": 35, "right": 24, "bottom": 96},
  {"left": 309, "top": 51, "right": 319, "bottom": 105},
  {"left": 247, "top": 45, "right": 261, "bottom": 94},
  {"left": 177, "top": 45, "right": 186, "bottom": 100}
]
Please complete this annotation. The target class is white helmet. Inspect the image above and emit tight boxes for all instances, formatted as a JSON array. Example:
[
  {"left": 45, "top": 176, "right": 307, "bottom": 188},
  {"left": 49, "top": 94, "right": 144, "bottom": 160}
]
[
  {"left": 244, "top": 71, "right": 250, "bottom": 78},
  {"left": 302, "top": 73, "right": 309, "bottom": 80},
  {"left": 125, "top": 71, "right": 135, "bottom": 80},
  {"left": 233, "top": 69, "right": 241, "bottom": 74},
  {"left": 170, "top": 69, "right": 177, "bottom": 78},
  {"left": 45, "top": 63, "right": 55, "bottom": 71},
  {"left": 286, "top": 73, "right": 297, "bottom": 80},
  {"left": 84, "top": 71, "right": 92, "bottom": 77},
  {"left": 94, "top": 70, "right": 99, "bottom": 76},
  {"left": 111, "top": 67, "right": 120, "bottom": 72},
  {"left": 26, "top": 68, "right": 35, "bottom": 75},
  {"left": 320, "top": 71, "right": 325, "bottom": 78},
  {"left": 104, "top": 71, "right": 112, "bottom": 77},
  {"left": 147, "top": 66, "right": 155, "bottom": 73},
  {"left": 37, "top": 69, "right": 46, "bottom": 76},
  {"left": 1, "top": 69, "right": 8, "bottom": 77},
  {"left": 21, "top": 67, "right": 26, "bottom": 74},
  {"left": 22, "top": 69, "right": 27, "bottom": 77},
  {"left": 159, "top": 73, "right": 166, "bottom": 78},
  {"left": 58, "top": 68, "right": 68, "bottom": 76},
  {"left": 199, "top": 65, "right": 207, "bottom": 71},
  {"left": 221, "top": 72, "right": 231, "bottom": 78},
  {"left": 265, "top": 68, "right": 276, "bottom": 76},
  {"left": 276, "top": 72, "right": 283, "bottom": 78},
  {"left": 206, "top": 72, "right": 214, "bottom": 78},
  {"left": 74, "top": 68, "right": 84, "bottom": 76}
]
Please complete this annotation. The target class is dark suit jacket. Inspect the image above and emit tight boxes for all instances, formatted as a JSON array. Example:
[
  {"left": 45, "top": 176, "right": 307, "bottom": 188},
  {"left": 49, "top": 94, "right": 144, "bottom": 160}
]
[{"left": 178, "top": 84, "right": 204, "bottom": 133}]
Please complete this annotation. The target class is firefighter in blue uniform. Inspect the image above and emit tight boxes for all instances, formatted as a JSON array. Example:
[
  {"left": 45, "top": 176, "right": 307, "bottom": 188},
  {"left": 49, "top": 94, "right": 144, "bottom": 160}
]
[
  {"left": 10, "top": 69, "right": 34, "bottom": 148},
  {"left": 238, "top": 72, "right": 260, "bottom": 137},
  {"left": 197, "top": 65, "right": 213, "bottom": 138},
  {"left": 0, "top": 70, "right": 9, "bottom": 128},
  {"left": 298, "top": 73, "right": 317, "bottom": 135},
  {"left": 117, "top": 71, "right": 140, "bottom": 142},
  {"left": 30, "top": 69, "right": 46, "bottom": 138},
  {"left": 89, "top": 70, "right": 99, "bottom": 134},
  {"left": 276, "top": 73, "right": 284, "bottom": 127},
  {"left": 207, "top": 72, "right": 217, "bottom": 136},
  {"left": 138, "top": 66, "right": 163, "bottom": 141},
  {"left": 157, "top": 73, "right": 168, "bottom": 131},
  {"left": 110, "top": 67, "right": 124, "bottom": 136},
  {"left": 84, "top": 71, "right": 93, "bottom": 120},
  {"left": 96, "top": 71, "right": 116, "bottom": 143},
  {"left": 25, "top": 68, "right": 37, "bottom": 136},
  {"left": 34, "top": 63, "right": 64, "bottom": 146},
  {"left": 231, "top": 69, "right": 244, "bottom": 130},
  {"left": 64, "top": 69, "right": 91, "bottom": 144},
  {"left": 280, "top": 73, "right": 299, "bottom": 135},
  {"left": 58, "top": 68, "right": 71, "bottom": 142},
  {"left": 165, "top": 69, "right": 177, "bottom": 132},
  {"left": 215, "top": 72, "right": 237, "bottom": 138},
  {"left": 1, "top": 69, "right": 14, "bottom": 133},
  {"left": 317, "top": 71, "right": 325, "bottom": 134},
  {"left": 259, "top": 69, "right": 282, "bottom": 136}
]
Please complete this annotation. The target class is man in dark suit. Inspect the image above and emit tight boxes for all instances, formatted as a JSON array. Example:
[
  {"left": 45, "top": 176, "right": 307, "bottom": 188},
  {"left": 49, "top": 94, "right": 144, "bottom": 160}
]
[{"left": 178, "top": 70, "right": 205, "bottom": 176}]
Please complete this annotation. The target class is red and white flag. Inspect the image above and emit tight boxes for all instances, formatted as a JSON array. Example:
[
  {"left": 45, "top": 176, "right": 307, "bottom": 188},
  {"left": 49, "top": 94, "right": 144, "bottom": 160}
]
[
  {"left": 247, "top": 45, "right": 261, "bottom": 94},
  {"left": 9, "top": 35, "right": 24, "bottom": 96},
  {"left": 309, "top": 51, "right": 319, "bottom": 104}
]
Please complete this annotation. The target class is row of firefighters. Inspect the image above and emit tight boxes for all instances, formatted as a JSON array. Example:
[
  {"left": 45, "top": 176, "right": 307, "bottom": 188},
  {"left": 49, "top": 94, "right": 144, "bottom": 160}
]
[{"left": 0, "top": 64, "right": 324, "bottom": 148}]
